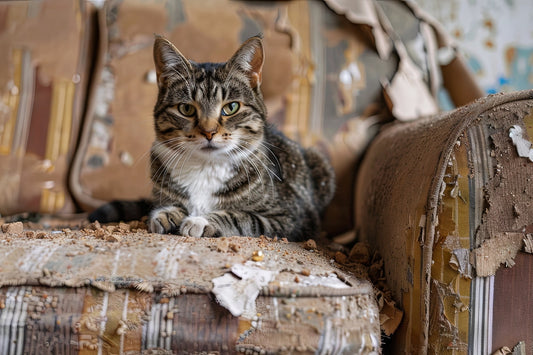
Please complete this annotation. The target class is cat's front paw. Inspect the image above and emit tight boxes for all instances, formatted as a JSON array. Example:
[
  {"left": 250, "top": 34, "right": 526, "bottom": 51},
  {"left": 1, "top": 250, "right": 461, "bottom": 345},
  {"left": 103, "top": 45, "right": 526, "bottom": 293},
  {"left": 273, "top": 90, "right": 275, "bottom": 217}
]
[
  {"left": 149, "top": 206, "right": 184, "bottom": 234},
  {"left": 180, "top": 216, "right": 217, "bottom": 238}
]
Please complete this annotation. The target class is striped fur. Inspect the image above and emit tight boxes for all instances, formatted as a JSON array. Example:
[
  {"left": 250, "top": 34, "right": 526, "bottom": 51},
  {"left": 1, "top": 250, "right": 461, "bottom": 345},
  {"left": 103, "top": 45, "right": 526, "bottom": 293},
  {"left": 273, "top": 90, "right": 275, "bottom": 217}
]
[{"left": 93, "top": 35, "right": 335, "bottom": 242}]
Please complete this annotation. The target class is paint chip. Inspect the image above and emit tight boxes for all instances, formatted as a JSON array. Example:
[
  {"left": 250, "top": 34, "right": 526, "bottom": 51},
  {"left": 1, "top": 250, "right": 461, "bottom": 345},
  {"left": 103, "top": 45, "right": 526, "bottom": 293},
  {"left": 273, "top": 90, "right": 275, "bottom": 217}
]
[
  {"left": 472, "top": 232, "right": 524, "bottom": 277},
  {"left": 449, "top": 248, "right": 472, "bottom": 279},
  {"left": 509, "top": 125, "right": 533, "bottom": 162}
]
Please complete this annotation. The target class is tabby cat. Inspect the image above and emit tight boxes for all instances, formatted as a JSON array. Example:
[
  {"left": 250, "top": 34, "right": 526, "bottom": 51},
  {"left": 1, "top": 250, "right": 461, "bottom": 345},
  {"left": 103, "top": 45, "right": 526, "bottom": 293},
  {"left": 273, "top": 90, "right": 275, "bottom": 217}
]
[{"left": 90, "top": 35, "right": 335, "bottom": 242}]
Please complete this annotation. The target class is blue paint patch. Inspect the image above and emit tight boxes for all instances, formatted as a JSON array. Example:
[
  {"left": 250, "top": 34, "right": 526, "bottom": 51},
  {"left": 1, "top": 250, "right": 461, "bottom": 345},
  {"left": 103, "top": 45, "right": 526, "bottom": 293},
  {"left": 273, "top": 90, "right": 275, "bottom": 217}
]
[
  {"left": 498, "top": 76, "right": 510, "bottom": 86},
  {"left": 506, "top": 46, "right": 533, "bottom": 91},
  {"left": 438, "top": 88, "right": 455, "bottom": 111}
]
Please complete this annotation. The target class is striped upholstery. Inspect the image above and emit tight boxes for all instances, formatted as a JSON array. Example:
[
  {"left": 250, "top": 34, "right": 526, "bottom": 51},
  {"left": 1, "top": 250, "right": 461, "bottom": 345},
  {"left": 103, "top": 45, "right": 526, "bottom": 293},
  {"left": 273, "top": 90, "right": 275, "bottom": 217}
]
[{"left": 0, "top": 231, "right": 380, "bottom": 354}]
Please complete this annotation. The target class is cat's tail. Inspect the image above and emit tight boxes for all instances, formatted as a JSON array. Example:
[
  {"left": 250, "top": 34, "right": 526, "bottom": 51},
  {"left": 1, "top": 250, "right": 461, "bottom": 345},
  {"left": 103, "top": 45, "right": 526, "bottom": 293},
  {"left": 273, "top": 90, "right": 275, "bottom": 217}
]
[
  {"left": 303, "top": 147, "right": 336, "bottom": 213},
  {"left": 88, "top": 199, "right": 152, "bottom": 223}
]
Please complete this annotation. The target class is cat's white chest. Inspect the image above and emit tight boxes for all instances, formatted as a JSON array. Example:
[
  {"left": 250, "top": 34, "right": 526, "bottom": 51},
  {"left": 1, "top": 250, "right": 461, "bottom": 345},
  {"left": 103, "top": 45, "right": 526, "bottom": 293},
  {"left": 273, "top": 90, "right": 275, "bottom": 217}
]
[{"left": 174, "top": 159, "right": 235, "bottom": 216}]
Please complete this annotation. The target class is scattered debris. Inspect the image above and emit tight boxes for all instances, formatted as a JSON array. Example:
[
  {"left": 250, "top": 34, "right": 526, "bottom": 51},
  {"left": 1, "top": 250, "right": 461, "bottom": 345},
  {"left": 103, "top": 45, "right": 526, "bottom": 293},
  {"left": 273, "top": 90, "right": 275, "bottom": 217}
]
[
  {"left": 1, "top": 222, "right": 23, "bottom": 234},
  {"left": 379, "top": 295, "right": 403, "bottom": 336},
  {"left": 251, "top": 250, "right": 264, "bottom": 262},
  {"left": 334, "top": 251, "right": 347, "bottom": 264},
  {"left": 296, "top": 273, "right": 350, "bottom": 289},
  {"left": 303, "top": 239, "right": 317, "bottom": 250},
  {"left": 216, "top": 237, "right": 229, "bottom": 252},
  {"left": 492, "top": 346, "right": 512, "bottom": 355},
  {"left": 229, "top": 242, "right": 240, "bottom": 252},
  {"left": 348, "top": 242, "right": 371, "bottom": 265}
]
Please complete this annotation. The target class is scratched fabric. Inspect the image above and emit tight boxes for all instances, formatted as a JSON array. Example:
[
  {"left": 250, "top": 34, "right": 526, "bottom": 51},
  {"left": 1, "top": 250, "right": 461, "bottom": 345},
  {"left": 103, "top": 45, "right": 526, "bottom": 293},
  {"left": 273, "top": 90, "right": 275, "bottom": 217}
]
[
  {"left": 355, "top": 89, "right": 533, "bottom": 353},
  {"left": 0, "top": 226, "right": 379, "bottom": 354}
]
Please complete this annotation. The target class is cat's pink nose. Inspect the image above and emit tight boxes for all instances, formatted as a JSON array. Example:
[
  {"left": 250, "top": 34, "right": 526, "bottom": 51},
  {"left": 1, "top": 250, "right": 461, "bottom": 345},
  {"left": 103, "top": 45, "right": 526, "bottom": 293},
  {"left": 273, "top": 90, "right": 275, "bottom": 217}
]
[{"left": 200, "top": 129, "right": 217, "bottom": 141}]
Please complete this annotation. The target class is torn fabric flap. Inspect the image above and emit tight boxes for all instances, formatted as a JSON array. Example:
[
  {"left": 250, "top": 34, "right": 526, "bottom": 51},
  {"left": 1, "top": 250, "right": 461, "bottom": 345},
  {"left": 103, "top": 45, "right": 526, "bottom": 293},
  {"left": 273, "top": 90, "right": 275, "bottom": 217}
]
[
  {"left": 212, "top": 264, "right": 353, "bottom": 318},
  {"left": 323, "top": 0, "right": 392, "bottom": 59},
  {"left": 382, "top": 43, "right": 439, "bottom": 121},
  {"left": 212, "top": 263, "right": 277, "bottom": 318},
  {"left": 399, "top": 0, "right": 455, "bottom": 49}
]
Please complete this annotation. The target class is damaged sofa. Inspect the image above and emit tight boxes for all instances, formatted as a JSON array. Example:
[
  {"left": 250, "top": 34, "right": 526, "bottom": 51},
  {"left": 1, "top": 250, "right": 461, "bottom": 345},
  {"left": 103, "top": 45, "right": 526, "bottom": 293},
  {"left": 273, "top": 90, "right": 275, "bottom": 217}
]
[{"left": 2, "top": 0, "right": 529, "bottom": 354}]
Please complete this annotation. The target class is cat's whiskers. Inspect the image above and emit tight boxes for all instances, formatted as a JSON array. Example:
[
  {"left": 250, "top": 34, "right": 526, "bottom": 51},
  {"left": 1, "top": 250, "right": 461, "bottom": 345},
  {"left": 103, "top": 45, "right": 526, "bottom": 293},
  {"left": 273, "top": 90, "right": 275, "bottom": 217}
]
[
  {"left": 175, "top": 144, "right": 197, "bottom": 184},
  {"left": 231, "top": 145, "right": 265, "bottom": 192},
  {"left": 257, "top": 142, "right": 283, "bottom": 184},
  {"left": 225, "top": 149, "right": 253, "bottom": 203},
  {"left": 150, "top": 139, "right": 192, "bottom": 207},
  {"left": 237, "top": 143, "right": 281, "bottom": 198},
  {"left": 260, "top": 139, "right": 287, "bottom": 156},
  {"left": 233, "top": 141, "right": 281, "bottom": 199},
  {"left": 150, "top": 138, "right": 187, "bottom": 184},
  {"left": 238, "top": 142, "right": 280, "bottom": 182},
  {"left": 149, "top": 143, "right": 176, "bottom": 185}
]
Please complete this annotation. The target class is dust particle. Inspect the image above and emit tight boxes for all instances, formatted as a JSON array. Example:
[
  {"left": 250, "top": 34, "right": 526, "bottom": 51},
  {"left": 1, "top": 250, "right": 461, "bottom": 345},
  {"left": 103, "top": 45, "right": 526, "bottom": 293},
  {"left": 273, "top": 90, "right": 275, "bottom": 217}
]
[
  {"left": 229, "top": 243, "right": 240, "bottom": 252},
  {"left": 334, "top": 251, "right": 348, "bottom": 264},
  {"left": 303, "top": 239, "right": 317, "bottom": 250},
  {"left": 1, "top": 222, "right": 23, "bottom": 234},
  {"left": 217, "top": 238, "right": 229, "bottom": 252}
]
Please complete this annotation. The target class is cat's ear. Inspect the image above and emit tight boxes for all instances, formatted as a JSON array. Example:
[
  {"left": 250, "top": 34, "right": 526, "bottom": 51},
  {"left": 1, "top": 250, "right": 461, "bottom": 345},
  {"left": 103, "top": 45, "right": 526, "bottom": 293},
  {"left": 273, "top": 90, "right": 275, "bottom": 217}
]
[
  {"left": 153, "top": 35, "right": 192, "bottom": 87},
  {"left": 227, "top": 35, "right": 264, "bottom": 89}
]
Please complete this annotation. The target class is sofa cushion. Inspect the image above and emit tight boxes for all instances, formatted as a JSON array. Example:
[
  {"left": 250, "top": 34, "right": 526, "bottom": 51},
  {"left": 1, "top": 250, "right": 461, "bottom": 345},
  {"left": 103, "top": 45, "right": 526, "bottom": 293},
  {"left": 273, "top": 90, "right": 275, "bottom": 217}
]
[
  {"left": 0, "top": 0, "right": 94, "bottom": 216},
  {"left": 0, "top": 223, "right": 381, "bottom": 353}
]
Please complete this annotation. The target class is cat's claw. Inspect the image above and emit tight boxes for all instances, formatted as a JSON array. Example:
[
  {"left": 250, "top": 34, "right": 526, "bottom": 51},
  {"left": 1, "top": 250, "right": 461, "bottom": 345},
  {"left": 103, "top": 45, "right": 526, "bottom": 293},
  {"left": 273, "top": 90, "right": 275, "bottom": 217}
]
[{"left": 180, "top": 216, "right": 216, "bottom": 237}]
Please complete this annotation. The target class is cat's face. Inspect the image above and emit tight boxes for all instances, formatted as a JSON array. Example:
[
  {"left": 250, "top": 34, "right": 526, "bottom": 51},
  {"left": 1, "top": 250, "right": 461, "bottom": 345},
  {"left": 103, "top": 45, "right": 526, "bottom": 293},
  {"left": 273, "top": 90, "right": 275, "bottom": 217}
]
[{"left": 152, "top": 36, "right": 267, "bottom": 161}]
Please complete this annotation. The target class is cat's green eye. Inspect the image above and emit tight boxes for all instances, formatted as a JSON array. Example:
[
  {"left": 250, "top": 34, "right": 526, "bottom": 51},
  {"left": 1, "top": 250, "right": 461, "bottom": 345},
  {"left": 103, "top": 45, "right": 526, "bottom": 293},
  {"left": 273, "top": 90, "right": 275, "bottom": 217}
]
[
  {"left": 177, "top": 103, "right": 196, "bottom": 117},
  {"left": 221, "top": 102, "right": 240, "bottom": 116}
]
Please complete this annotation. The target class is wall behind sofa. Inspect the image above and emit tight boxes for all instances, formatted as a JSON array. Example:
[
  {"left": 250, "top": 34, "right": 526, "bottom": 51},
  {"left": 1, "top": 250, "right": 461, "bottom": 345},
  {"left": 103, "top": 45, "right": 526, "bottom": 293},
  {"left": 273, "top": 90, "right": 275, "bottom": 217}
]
[{"left": 415, "top": 0, "right": 533, "bottom": 94}]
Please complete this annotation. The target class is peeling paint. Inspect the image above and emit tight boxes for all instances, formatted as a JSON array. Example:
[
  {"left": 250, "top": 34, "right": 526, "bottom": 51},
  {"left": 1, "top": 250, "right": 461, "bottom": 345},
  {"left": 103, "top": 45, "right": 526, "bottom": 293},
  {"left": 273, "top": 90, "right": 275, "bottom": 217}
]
[
  {"left": 449, "top": 248, "right": 472, "bottom": 279},
  {"left": 429, "top": 280, "right": 468, "bottom": 352},
  {"left": 523, "top": 234, "right": 533, "bottom": 253},
  {"left": 509, "top": 125, "right": 533, "bottom": 162},
  {"left": 492, "top": 341, "right": 527, "bottom": 355},
  {"left": 472, "top": 232, "right": 524, "bottom": 277}
]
